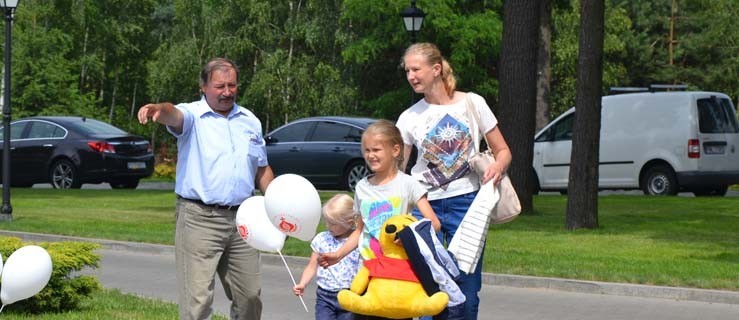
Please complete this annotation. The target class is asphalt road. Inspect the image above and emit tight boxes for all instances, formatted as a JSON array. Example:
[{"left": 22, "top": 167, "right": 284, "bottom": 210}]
[
  {"left": 86, "top": 248, "right": 739, "bottom": 320},
  {"left": 26, "top": 181, "right": 739, "bottom": 318}
]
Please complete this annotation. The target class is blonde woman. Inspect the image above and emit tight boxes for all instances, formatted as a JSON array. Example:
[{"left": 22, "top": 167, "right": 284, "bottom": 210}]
[{"left": 396, "top": 43, "right": 512, "bottom": 320}]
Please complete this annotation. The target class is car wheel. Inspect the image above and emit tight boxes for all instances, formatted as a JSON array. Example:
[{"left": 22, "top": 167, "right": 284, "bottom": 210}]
[
  {"left": 641, "top": 164, "right": 678, "bottom": 196},
  {"left": 343, "top": 160, "right": 369, "bottom": 191},
  {"left": 110, "top": 178, "right": 140, "bottom": 189},
  {"left": 692, "top": 185, "right": 728, "bottom": 197},
  {"left": 50, "top": 159, "right": 82, "bottom": 189}
]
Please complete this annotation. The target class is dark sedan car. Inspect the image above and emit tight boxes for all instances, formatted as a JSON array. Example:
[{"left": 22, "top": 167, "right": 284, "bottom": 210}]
[
  {"left": 265, "top": 116, "right": 377, "bottom": 191},
  {"left": 0, "top": 116, "right": 154, "bottom": 189}
]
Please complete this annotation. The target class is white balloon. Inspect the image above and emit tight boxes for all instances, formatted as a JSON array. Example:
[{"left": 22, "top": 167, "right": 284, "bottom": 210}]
[
  {"left": 1, "top": 245, "right": 53, "bottom": 305},
  {"left": 0, "top": 253, "right": 3, "bottom": 276},
  {"left": 264, "top": 174, "right": 322, "bottom": 241},
  {"left": 236, "top": 196, "right": 286, "bottom": 252}
]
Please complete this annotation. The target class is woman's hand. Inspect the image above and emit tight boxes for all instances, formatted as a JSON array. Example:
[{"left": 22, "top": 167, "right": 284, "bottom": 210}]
[
  {"left": 481, "top": 127, "right": 512, "bottom": 185},
  {"left": 482, "top": 163, "right": 505, "bottom": 185}
]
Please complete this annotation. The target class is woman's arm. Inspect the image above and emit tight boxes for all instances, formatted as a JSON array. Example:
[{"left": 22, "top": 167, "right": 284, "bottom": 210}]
[{"left": 483, "top": 127, "right": 512, "bottom": 185}]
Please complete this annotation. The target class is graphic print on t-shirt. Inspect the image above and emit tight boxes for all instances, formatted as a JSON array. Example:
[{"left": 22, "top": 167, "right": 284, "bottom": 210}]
[
  {"left": 360, "top": 196, "right": 402, "bottom": 259},
  {"left": 420, "top": 113, "right": 473, "bottom": 189}
]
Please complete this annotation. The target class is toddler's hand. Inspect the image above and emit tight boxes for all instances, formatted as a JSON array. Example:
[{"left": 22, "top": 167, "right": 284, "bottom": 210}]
[{"left": 293, "top": 284, "right": 305, "bottom": 296}]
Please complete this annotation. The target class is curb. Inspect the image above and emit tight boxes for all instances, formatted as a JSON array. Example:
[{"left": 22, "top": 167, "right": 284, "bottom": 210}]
[{"left": 2, "top": 230, "right": 737, "bottom": 305}]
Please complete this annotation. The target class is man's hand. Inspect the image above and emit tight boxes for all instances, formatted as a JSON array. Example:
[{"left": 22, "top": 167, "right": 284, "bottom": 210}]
[
  {"left": 137, "top": 103, "right": 164, "bottom": 125},
  {"left": 136, "top": 102, "right": 183, "bottom": 133}
]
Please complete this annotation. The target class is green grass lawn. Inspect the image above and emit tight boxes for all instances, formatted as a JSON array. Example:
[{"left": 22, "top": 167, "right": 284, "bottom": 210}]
[
  {"left": 0, "top": 289, "right": 227, "bottom": 319},
  {"left": 1, "top": 188, "right": 737, "bottom": 291}
]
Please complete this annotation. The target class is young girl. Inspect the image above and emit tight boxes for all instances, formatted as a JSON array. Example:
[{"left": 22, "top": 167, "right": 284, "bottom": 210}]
[
  {"left": 320, "top": 119, "right": 441, "bottom": 264},
  {"left": 293, "top": 193, "right": 361, "bottom": 320}
]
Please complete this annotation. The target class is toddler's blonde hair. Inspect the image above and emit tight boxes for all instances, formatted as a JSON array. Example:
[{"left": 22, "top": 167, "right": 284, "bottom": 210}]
[{"left": 322, "top": 193, "right": 356, "bottom": 230}]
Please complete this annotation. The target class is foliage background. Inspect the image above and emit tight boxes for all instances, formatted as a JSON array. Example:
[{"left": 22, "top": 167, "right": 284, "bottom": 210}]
[{"left": 2, "top": 0, "right": 737, "bottom": 157}]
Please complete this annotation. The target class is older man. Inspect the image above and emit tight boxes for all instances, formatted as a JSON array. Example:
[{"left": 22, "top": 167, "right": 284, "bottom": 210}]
[{"left": 138, "top": 57, "right": 274, "bottom": 320}]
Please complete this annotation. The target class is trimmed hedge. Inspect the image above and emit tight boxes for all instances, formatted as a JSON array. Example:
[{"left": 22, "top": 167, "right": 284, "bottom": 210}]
[{"left": 0, "top": 237, "right": 101, "bottom": 313}]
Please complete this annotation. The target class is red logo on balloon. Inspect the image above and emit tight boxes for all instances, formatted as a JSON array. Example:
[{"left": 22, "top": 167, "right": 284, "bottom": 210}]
[
  {"left": 278, "top": 216, "right": 298, "bottom": 233},
  {"left": 238, "top": 225, "right": 249, "bottom": 240}
]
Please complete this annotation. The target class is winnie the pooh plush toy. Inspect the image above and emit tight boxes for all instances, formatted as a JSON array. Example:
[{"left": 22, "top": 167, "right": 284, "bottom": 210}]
[{"left": 337, "top": 215, "right": 448, "bottom": 319}]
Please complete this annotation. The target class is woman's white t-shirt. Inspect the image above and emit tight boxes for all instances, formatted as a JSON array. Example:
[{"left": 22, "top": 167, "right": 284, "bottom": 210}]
[{"left": 396, "top": 92, "right": 498, "bottom": 201}]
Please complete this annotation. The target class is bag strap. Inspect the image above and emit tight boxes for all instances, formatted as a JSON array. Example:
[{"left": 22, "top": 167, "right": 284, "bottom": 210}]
[{"left": 465, "top": 93, "right": 488, "bottom": 152}]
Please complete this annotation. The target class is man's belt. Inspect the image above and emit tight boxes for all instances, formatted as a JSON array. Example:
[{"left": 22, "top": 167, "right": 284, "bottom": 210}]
[{"left": 177, "top": 195, "right": 240, "bottom": 211}]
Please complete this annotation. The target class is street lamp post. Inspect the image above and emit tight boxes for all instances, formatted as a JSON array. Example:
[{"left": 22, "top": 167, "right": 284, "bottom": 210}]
[
  {"left": 0, "top": 0, "right": 18, "bottom": 220},
  {"left": 400, "top": 0, "right": 425, "bottom": 105},
  {"left": 401, "top": 0, "right": 425, "bottom": 43}
]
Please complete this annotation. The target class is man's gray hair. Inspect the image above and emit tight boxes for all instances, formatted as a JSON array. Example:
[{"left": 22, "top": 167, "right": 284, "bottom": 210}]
[{"left": 200, "top": 58, "right": 239, "bottom": 86}]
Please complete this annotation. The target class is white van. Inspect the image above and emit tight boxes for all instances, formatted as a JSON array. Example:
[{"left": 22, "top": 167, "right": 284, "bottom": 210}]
[{"left": 532, "top": 90, "right": 739, "bottom": 196}]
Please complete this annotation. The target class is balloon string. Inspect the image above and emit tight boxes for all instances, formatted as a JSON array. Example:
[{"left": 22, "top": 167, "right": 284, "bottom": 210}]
[
  {"left": 0, "top": 304, "right": 4, "bottom": 314},
  {"left": 277, "top": 250, "right": 309, "bottom": 313}
]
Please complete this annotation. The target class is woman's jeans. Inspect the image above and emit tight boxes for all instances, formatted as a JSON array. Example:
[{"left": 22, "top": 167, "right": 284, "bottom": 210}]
[
  {"left": 316, "top": 287, "right": 354, "bottom": 320},
  {"left": 413, "top": 191, "right": 482, "bottom": 320}
]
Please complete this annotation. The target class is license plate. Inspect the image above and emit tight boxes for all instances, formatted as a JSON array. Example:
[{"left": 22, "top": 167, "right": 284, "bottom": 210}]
[
  {"left": 704, "top": 145, "right": 725, "bottom": 155},
  {"left": 127, "top": 162, "right": 146, "bottom": 170}
]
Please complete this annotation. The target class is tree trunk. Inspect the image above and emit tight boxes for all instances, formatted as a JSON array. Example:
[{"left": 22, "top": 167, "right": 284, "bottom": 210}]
[
  {"left": 99, "top": 51, "right": 106, "bottom": 104},
  {"left": 566, "top": 0, "right": 604, "bottom": 230},
  {"left": 130, "top": 82, "right": 137, "bottom": 119},
  {"left": 80, "top": 27, "right": 88, "bottom": 91},
  {"left": 498, "top": 0, "right": 541, "bottom": 213},
  {"left": 109, "top": 69, "right": 118, "bottom": 123},
  {"left": 536, "top": 0, "right": 553, "bottom": 132}
]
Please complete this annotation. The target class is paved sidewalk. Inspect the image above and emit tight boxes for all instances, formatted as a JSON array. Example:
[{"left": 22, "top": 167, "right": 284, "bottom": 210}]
[{"left": 2, "top": 230, "right": 738, "bottom": 320}]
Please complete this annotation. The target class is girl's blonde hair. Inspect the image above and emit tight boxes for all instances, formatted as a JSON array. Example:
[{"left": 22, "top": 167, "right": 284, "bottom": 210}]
[
  {"left": 362, "top": 119, "right": 405, "bottom": 170},
  {"left": 322, "top": 193, "right": 356, "bottom": 230},
  {"left": 403, "top": 42, "right": 456, "bottom": 98}
]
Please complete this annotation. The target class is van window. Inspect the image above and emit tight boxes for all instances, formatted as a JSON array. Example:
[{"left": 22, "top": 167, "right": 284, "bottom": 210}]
[
  {"left": 697, "top": 97, "right": 739, "bottom": 133},
  {"left": 535, "top": 113, "right": 574, "bottom": 142}
]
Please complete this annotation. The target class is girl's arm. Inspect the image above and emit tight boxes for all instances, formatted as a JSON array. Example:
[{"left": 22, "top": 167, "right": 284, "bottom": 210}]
[
  {"left": 293, "top": 251, "right": 319, "bottom": 296},
  {"left": 415, "top": 195, "right": 441, "bottom": 231},
  {"left": 318, "top": 218, "right": 363, "bottom": 268}
]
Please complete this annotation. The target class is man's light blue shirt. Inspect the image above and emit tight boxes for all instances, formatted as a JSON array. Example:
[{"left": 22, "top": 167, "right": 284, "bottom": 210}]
[{"left": 168, "top": 97, "right": 268, "bottom": 206}]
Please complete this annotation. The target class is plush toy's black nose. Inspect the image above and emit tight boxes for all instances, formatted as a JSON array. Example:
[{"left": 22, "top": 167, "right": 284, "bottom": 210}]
[{"left": 385, "top": 224, "right": 397, "bottom": 233}]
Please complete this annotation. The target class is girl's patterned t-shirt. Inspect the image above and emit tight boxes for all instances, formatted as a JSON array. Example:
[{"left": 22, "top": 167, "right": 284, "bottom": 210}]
[
  {"left": 353, "top": 171, "right": 427, "bottom": 260},
  {"left": 310, "top": 231, "right": 360, "bottom": 291}
]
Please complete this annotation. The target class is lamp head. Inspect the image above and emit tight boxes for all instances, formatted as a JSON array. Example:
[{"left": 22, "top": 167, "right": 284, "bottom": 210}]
[
  {"left": 0, "top": 0, "right": 18, "bottom": 9},
  {"left": 400, "top": 0, "right": 425, "bottom": 33}
]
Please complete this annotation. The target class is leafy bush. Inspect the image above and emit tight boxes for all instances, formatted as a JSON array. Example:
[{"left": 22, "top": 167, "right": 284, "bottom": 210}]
[
  {"left": 0, "top": 237, "right": 101, "bottom": 313},
  {"left": 153, "top": 161, "right": 176, "bottom": 179}
]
